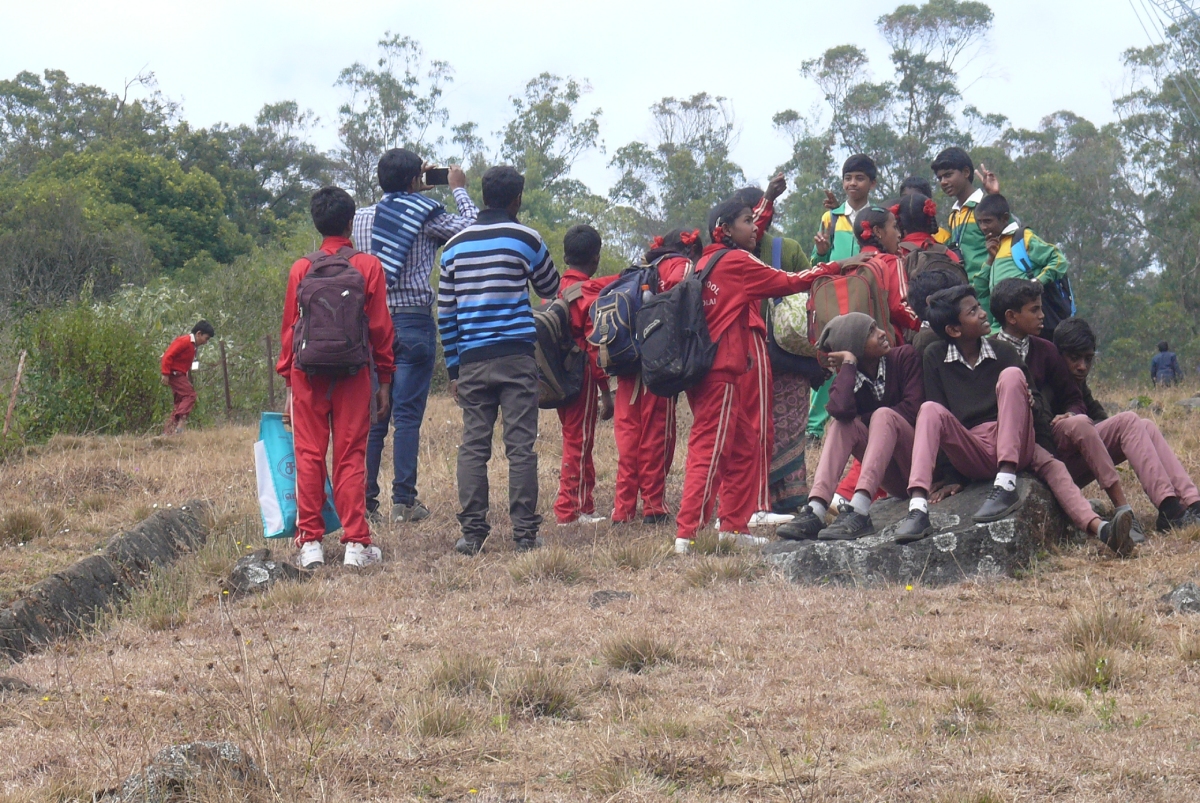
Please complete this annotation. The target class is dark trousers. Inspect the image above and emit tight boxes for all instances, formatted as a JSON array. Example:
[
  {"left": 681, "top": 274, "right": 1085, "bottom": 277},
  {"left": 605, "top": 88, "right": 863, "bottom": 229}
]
[
  {"left": 455, "top": 353, "right": 542, "bottom": 542},
  {"left": 365, "top": 312, "right": 437, "bottom": 510}
]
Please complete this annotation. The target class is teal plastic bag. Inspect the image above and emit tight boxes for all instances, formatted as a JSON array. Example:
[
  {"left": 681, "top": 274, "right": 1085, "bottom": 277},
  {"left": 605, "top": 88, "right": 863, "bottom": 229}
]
[{"left": 254, "top": 412, "right": 341, "bottom": 539}]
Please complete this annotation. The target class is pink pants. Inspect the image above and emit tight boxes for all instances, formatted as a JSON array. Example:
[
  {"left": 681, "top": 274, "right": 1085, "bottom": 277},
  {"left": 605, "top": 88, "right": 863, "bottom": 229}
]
[
  {"left": 1062, "top": 411, "right": 1200, "bottom": 508},
  {"left": 909, "top": 367, "right": 1097, "bottom": 530},
  {"left": 811, "top": 409, "right": 913, "bottom": 505}
]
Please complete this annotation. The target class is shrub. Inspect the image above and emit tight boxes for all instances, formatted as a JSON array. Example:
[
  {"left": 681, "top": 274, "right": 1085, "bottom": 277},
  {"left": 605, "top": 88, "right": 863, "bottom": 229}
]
[
  {"left": 19, "top": 303, "right": 167, "bottom": 437},
  {"left": 428, "top": 653, "right": 498, "bottom": 695},
  {"left": 602, "top": 634, "right": 676, "bottom": 673},
  {"left": 502, "top": 665, "right": 578, "bottom": 719},
  {"left": 509, "top": 546, "right": 588, "bottom": 585}
]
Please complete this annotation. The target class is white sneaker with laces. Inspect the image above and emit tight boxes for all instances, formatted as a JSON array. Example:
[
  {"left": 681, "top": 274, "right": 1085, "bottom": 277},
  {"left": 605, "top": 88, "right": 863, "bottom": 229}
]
[
  {"left": 344, "top": 542, "right": 383, "bottom": 567},
  {"left": 719, "top": 532, "right": 769, "bottom": 548},
  {"left": 748, "top": 511, "right": 795, "bottom": 528},
  {"left": 674, "top": 537, "right": 693, "bottom": 554},
  {"left": 298, "top": 541, "right": 324, "bottom": 569}
]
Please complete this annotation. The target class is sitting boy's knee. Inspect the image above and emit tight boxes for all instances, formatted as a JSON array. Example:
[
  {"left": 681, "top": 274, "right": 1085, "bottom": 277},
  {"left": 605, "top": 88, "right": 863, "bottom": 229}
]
[
  {"left": 870, "top": 407, "right": 902, "bottom": 428},
  {"left": 997, "top": 366, "right": 1027, "bottom": 388},
  {"left": 918, "top": 400, "right": 948, "bottom": 417}
]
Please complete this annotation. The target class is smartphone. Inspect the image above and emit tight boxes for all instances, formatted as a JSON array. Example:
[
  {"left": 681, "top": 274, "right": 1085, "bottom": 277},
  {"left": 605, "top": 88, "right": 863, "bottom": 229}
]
[{"left": 424, "top": 167, "right": 450, "bottom": 186}]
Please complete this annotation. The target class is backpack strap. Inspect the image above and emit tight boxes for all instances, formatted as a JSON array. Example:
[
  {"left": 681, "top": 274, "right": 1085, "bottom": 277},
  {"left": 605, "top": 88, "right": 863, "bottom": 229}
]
[
  {"left": 825, "top": 212, "right": 840, "bottom": 247},
  {"left": 561, "top": 282, "right": 585, "bottom": 304},
  {"left": 1010, "top": 227, "right": 1033, "bottom": 273},
  {"left": 692, "top": 249, "right": 732, "bottom": 283},
  {"left": 771, "top": 236, "right": 783, "bottom": 269}
]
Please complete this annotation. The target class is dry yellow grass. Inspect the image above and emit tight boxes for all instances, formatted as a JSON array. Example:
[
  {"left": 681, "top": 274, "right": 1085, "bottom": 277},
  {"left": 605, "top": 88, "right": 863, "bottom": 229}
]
[{"left": 0, "top": 383, "right": 1199, "bottom": 800}]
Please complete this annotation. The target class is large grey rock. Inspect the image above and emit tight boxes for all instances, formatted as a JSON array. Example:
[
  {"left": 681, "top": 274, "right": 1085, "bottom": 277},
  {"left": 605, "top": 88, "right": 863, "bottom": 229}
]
[
  {"left": 764, "top": 478, "right": 1077, "bottom": 587},
  {"left": 1177, "top": 395, "right": 1200, "bottom": 410},
  {"left": 224, "top": 548, "right": 303, "bottom": 597},
  {"left": 111, "top": 742, "right": 269, "bottom": 802},
  {"left": 1160, "top": 582, "right": 1200, "bottom": 614},
  {"left": 0, "top": 676, "right": 36, "bottom": 694}
]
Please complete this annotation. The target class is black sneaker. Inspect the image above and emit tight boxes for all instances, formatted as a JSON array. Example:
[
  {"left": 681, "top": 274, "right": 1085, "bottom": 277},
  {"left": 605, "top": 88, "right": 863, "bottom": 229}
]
[
  {"left": 1156, "top": 507, "right": 1200, "bottom": 532},
  {"left": 642, "top": 513, "right": 673, "bottom": 526},
  {"left": 1097, "top": 508, "right": 1135, "bottom": 557},
  {"left": 365, "top": 505, "right": 384, "bottom": 525},
  {"left": 972, "top": 485, "right": 1021, "bottom": 523},
  {"left": 893, "top": 509, "right": 933, "bottom": 544},
  {"left": 818, "top": 509, "right": 875, "bottom": 540},
  {"left": 514, "top": 536, "right": 544, "bottom": 552},
  {"left": 777, "top": 509, "right": 825, "bottom": 541},
  {"left": 454, "top": 536, "right": 485, "bottom": 556}
]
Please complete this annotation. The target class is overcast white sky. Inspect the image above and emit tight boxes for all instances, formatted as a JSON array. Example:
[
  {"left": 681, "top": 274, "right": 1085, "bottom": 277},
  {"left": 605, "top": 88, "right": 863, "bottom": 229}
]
[{"left": 2, "top": 0, "right": 1166, "bottom": 193}]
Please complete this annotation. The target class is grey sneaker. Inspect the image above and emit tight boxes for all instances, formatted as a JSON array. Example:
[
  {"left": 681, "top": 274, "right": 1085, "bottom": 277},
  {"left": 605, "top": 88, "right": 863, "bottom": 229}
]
[
  {"left": 514, "top": 536, "right": 544, "bottom": 552},
  {"left": 454, "top": 536, "right": 485, "bottom": 556},
  {"left": 391, "top": 501, "right": 431, "bottom": 523},
  {"left": 1117, "top": 505, "right": 1146, "bottom": 545}
]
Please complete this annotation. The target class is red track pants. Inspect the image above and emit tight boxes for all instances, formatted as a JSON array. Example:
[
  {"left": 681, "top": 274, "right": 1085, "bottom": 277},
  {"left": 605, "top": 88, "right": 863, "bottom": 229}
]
[
  {"left": 676, "top": 372, "right": 758, "bottom": 540},
  {"left": 716, "top": 332, "right": 773, "bottom": 531},
  {"left": 612, "top": 374, "right": 677, "bottom": 522},
  {"left": 290, "top": 369, "right": 372, "bottom": 546},
  {"left": 554, "top": 371, "right": 599, "bottom": 523}
]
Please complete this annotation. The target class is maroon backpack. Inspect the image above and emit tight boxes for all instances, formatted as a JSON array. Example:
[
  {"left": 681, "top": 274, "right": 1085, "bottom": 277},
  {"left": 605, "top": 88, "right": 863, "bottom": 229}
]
[{"left": 293, "top": 247, "right": 371, "bottom": 376}]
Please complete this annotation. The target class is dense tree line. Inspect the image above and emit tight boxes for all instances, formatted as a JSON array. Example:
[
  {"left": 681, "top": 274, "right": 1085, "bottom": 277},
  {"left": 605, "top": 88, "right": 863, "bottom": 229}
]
[{"left": 0, "top": 0, "right": 1197, "bottom": 380}]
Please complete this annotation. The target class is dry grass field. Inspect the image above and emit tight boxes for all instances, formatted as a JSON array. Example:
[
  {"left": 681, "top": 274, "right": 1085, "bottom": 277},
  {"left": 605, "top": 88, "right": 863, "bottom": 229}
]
[{"left": 1, "top": 382, "right": 1200, "bottom": 801}]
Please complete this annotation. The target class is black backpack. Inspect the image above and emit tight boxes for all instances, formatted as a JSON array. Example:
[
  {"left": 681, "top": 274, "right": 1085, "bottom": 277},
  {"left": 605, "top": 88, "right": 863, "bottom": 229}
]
[
  {"left": 293, "top": 247, "right": 371, "bottom": 376},
  {"left": 533, "top": 282, "right": 586, "bottom": 409},
  {"left": 634, "top": 249, "right": 729, "bottom": 397}
]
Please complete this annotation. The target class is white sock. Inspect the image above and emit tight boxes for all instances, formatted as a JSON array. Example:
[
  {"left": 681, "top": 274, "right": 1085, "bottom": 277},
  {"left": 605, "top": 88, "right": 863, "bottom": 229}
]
[
  {"left": 808, "top": 499, "right": 828, "bottom": 518},
  {"left": 850, "top": 491, "right": 872, "bottom": 516},
  {"left": 994, "top": 472, "right": 1017, "bottom": 492},
  {"left": 909, "top": 497, "right": 929, "bottom": 513}
]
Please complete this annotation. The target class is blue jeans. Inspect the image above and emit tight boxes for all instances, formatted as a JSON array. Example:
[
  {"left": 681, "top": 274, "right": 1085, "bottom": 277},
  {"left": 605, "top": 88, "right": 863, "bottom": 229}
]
[{"left": 365, "top": 312, "right": 437, "bottom": 510}]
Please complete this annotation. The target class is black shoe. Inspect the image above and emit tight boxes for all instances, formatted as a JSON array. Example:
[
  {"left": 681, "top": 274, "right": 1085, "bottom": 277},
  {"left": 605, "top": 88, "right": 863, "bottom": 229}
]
[
  {"left": 818, "top": 509, "right": 875, "bottom": 540},
  {"left": 777, "top": 509, "right": 825, "bottom": 541},
  {"left": 365, "top": 505, "right": 384, "bottom": 525},
  {"left": 972, "top": 485, "right": 1021, "bottom": 523},
  {"left": 1097, "top": 508, "right": 1135, "bottom": 557},
  {"left": 893, "top": 509, "right": 933, "bottom": 544},
  {"left": 454, "top": 536, "right": 485, "bottom": 556},
  {"left": 642, "top": 513, "right": 673, "bottom": 526},
  {"left": 1190, "top": 501, "right": 1200, "bottom": 517},
  {"left": 1156, "top": 507, "right": 1200, "bottom": 532},
  {"left": 514, "top": 536, "right": 544, "bottom": 552}
]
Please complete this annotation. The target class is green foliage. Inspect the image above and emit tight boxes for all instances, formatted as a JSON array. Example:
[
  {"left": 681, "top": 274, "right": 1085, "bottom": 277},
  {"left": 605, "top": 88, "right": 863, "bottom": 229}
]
[{"left": 19, "top": 303, "right": 167, "bottom": 437}]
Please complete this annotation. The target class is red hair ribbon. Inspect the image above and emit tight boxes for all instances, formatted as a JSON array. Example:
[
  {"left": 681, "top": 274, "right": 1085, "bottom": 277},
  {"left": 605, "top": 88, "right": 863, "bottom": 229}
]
[
  {"left": 711, "top": 225, "right": 725, "bottom": 242},
  {"left": 923, "top": 199, "right": 938, "bottom": 217},
  {"left": 650, "top": 235, "right": 665, "bottom": 249},
  {"left": 889, "top": 204, "right": 901, "bottom": 217},
  {"left": 679, "top": 229, "right": 700, "bottom": 246},
  {"left": 860, "top": 221, "right": 873, "bottom": 239}
]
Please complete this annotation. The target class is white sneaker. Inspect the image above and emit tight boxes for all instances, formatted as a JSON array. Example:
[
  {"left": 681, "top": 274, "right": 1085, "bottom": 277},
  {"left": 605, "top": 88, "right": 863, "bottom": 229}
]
[
  {"left": 298, "top": 541, "right": 324, "bottom": 569},
  {"left": 674, "top": 537, "right": 693, "bottom": 554},
  {"left": 719, "top": 532, "right": 769, "bottom": 548},
  {"left": 578, "top": 513, "right": 607, "bottom": 524},
  {"left": 344, "top": 542, "right": 383, "bottom": 567},
  {"left": 748, "top": 511, "right": 795, "bottom": 528}
]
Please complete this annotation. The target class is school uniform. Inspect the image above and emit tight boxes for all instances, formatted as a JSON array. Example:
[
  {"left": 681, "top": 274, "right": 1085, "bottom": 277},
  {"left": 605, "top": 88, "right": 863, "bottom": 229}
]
[
  {"left": 987, "top": 225, "right": 1069, "bottom": 333},
  {"left": 161, "top": 334, "right": 199, "bottom": 432},
  {"left": 554, "top": 269, "right": 619, "bottom": 524},
  {"left": 910, "top": 338, "right": 1096, "bottom": 531},
  {"left": 675, "top": 244, "right": 837, "bottom": 541},
  {"left": 277, "top": 236, "right": 396, "bottom": 546},
  {"left": 947, "top": 189, "right": 991, "bottom": 321}
]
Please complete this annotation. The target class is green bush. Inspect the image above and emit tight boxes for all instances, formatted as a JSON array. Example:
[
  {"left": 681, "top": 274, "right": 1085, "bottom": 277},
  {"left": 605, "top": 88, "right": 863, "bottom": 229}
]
[{"left": 19, "top": 304, "right": 167, "bottom": 437}]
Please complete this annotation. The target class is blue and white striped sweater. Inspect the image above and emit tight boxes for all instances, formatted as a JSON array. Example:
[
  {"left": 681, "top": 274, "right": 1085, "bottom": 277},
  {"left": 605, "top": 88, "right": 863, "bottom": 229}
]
[
  {"left": 437, "top": 211, "right": 560, "bottom": 378},
  {"left": 371, "top": 192, "right": 444, "bottom": 289}
]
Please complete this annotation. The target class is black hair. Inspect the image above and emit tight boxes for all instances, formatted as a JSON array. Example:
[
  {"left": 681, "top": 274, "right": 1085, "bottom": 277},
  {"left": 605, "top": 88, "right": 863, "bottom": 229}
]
[
  {"left": 927, "top": 285, "right": 978, "bottom": 341},
  {"left": 931, "top": 147, "right": 974, "bottom": 182},
  {"left": 481, "top": 165, "right": 525, "bottom": 209},
  {"left": 853, "top": 206, "right": 891, "bottom": 250},
  {"left": 843, "top": 153, "right": 878, "bottom": 182},
  {"left": 900, "top": 176, "right": 934, "bottom": 198},
  {"left": 1159, "top": 340, "right": 1170, "bottom": 352},
  {"left": 1053, "top": 317, "right": 1097, "bottom": 354},
  {"left": 708, "top": 197, "right": 752, "bottom": 246},
  {"left": 563, "top": 224, "right": 602, "bottom": 267},
  {"left": 896, "top": 192, "right": 939, "bottom": 236},
  {"left": 733, "top": 186, "right": 765, "bottom": 208},
  {"left": 192, "top": 320, "right": 215, "bottom": 337},
  {"left": 646, "top": 228, "right": 704, "bottom": 263},
  {"left": 975, "top": 193, "right": 1010, "bottom": 220},
  {"left": 310, "top": 186, "right": 356, "bottom": 236},
  {"left": 377, "top": 148, "right": 424, "bottom": 194},
  {"left": 989, "top": 277, "right": 1043, "bottom": 324},
  {"left": 907, "top": 268, "right": 968, "bottom": 321}
]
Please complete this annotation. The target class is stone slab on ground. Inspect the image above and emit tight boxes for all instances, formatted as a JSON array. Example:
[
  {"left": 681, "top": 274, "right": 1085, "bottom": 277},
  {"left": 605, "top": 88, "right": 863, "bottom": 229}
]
[
  {"left": 224, "top": 548, "right": 304, "bottom": 597},
  {"left": 764, "top": 478, "right": 1077, "bottom": 588},
  {"left": 1160, "top": 581, "right": 1200, "bottom": 614},
  {"left": 110, "top": 741, "right": 269, "bottom": 803}
]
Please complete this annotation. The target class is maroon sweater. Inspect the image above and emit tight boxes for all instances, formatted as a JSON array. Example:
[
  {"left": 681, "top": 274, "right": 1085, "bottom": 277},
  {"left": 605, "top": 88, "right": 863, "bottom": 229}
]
[
  {"left": 992, "top": 336, "right": 1087, "bottom": 417},
  {"left": 825, "top": 344, "right": 924, "bottom": 427}
]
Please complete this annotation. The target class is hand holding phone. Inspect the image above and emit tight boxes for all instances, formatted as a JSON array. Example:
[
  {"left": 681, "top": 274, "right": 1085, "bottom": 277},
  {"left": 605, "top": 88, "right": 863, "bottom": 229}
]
[{"left": 424, "top": 167, "right": 450, "bottom": 186}]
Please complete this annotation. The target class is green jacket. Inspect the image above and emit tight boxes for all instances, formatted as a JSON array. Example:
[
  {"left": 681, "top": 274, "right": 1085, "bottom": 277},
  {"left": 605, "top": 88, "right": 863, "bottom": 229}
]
[
  {"left": 986, "top": 225, "right": 1069, "bottom": 334},
  {"left": 810, "top": 203, "right": 863, "bottom": 264},
  {"left": 761, "top": 232, "right": 812, "bottom": 272},
  {"left": 948, "top": 189, "right": 991, "bottom": 314}
]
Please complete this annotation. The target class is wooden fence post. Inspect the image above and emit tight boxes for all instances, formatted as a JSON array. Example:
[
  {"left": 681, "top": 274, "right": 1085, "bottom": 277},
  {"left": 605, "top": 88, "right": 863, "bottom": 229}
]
[
  {"left": 265, "top": 335, "right": 276, "bottom": 409},
  {"left": 218, "top": 340, "right": 232, "bottom": 418},
  {"left": 3, "top": 350, "right": 27, "bottom": 437}
]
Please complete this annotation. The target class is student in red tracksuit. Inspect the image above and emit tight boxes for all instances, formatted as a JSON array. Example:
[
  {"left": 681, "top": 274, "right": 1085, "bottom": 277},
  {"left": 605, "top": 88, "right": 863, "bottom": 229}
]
[
  {"left": 277, "top": 187, "right": 395, "bottom": 570},
  {"left": 555, "top": 224, "right": 617, "bottom": 525},
  {"left": 672, "top": 197, "right": 839, "bottom": 553},
  {"left": 160, "top": 320, "right": 214, "bottom": 435},
  {"left": 611, "top": 229, "right": 702, "bottom": 526}
]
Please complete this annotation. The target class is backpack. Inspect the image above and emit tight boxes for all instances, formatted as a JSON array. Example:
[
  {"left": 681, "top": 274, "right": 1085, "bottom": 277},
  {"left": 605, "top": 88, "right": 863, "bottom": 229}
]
[
  {"left": 533, "top": 282, "right": 586, "bottom": 409},
  {"left": 293, "top": 247, "right": 371, "bottom": 376},
  {"left": 1010, "top": 228, "right": 1076, "bottom": 340},
  {"left": 765, "top": 236, "right": 819, "bottom": 359},
  {"left": 634, "top": 249, "right": 729, "bottom": 397},
  {"left": 806, "top": 256, "right": 895, "bottom": 347},
  {"left": 899, "top": 240, "right": 968, "bottom": 283},
  {"left": 587, "top": 257, "right": 666, "bottom": 377}
]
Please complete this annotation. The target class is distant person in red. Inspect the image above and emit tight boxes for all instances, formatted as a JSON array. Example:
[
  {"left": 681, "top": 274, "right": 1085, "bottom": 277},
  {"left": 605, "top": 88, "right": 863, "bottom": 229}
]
[
  {"left": 277, "top": 187, "right": 395, "bottom": 570},
  {"left": 160, "top": 320, "right": 214, "bottom": 435}
]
